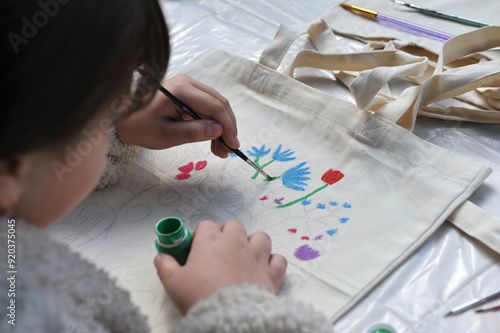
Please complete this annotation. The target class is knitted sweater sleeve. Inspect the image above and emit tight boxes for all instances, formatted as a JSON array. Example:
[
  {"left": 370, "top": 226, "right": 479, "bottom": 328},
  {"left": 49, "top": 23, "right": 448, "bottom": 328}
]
[
  {"left": 171, "top": 284, "right": 334, "bottom": 333},
  {"left": 97, "top": 127, "right": 140, "bottom": 189}
]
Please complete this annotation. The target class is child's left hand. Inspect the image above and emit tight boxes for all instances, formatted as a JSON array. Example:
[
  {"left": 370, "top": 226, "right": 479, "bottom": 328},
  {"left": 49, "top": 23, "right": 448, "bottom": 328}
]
[
  {"left": 154, "top": 219, "right": 287, "bottom": 315},
  {"left": 114, "top": 74, "right": 239, "bottom": 158}
]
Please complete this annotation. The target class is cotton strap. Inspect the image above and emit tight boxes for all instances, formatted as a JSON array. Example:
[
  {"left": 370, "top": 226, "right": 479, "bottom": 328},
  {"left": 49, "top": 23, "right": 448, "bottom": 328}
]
[
  {"left": 259, "top": 21, "right": 500, "bottom": 131},
  {"left": 448, "top": 201, "right": 500, "bottom": 256}
]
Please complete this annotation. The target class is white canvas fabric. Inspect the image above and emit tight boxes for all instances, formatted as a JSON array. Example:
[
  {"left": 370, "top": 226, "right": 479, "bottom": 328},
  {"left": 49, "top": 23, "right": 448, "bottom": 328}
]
[{"left": 160, "top": 48, "right": 497, "bottom": 321}]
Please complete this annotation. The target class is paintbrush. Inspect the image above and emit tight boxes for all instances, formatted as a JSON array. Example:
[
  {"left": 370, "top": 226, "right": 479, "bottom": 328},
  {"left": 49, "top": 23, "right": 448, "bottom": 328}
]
[
  {"left": 340, "top": 2, "right": 453, "bottom": 42},
  {"left": 391, "top": 0, "right": 491, "bottom": 28},
  {"left": 446, "top": 288, "right": 500, "bottom": 316},
  {"left": 141, "top": 72, "right": 273, "bottom": 180}
]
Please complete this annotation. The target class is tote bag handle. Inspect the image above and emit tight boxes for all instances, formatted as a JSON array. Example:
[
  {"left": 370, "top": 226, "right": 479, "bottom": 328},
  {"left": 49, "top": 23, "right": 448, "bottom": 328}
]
[
  {"left": 448, "top": 201, "right": 500, "bottom": 256},
  {"left": 260, "top": 21, "right": 500, "bottom": 131}
]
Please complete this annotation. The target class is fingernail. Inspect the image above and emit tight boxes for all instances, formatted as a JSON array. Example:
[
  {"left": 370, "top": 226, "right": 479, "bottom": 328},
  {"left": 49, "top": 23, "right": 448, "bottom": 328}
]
[
  {"left": 154, "top": 254, "right": 164, "bottom": 268},
  {"left": 208, "top": 122, "right": 223, "bottom": 138}
]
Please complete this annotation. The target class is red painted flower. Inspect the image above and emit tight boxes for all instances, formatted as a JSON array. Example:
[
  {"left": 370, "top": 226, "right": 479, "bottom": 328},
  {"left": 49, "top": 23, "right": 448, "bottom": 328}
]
[
  {"left": 175, "top": 173, "right": 191, "bottom": 180},
  {"left": 178, "top": 162, "right": 194, "bottom": 173},
  {"left": 195, "top": 161, "right": 207, "bottom": 170},
  {"left": 321, "top": 169, "right": 344, "bottom": 185}
]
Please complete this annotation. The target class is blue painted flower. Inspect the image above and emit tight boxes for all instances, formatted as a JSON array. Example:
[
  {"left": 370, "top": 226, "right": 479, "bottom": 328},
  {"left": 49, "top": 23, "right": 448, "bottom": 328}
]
[
  {"left": 326, "top": 229, "right": 338, "bottom": 236},
  {"left": 272, "top": 144, "right": 296, "bottom": 162},
  {"left": 247, "top": 145, "right": 270, "bottom": 157},
  {"left": 302, "top": 199, "right": 312, "bottom": 205},
  {"left": 339, "top": 217, "right": 349, "bottom": 224},
  {"left": 329, "top": 201, "right": 338, "bottom": 206},
  {"left": 228, "top": 153, "right": 237, "bottom": 157},
  {"left": 343, "top": 202, "right": 351, "bottom": 208},
  {"left": 281, "top": 162, "right": 311, "bottom": 191},
  {"left": 317, "top": 203, "right": 326, "bottom": 209}
]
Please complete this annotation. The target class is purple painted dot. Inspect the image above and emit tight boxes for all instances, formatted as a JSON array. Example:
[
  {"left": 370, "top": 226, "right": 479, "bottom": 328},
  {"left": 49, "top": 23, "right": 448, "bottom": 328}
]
[{"left": 294, "top": 244, "right": 320, "bottom": 261}]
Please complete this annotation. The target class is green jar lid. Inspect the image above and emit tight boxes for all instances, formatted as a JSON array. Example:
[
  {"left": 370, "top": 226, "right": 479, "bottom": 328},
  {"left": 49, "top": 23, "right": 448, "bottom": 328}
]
[
  {"left": 364, "top": 323, "right": 397, "bottom": 333},
  {"left": 155, "top": 217, "right": 192, "bottom": 265}
]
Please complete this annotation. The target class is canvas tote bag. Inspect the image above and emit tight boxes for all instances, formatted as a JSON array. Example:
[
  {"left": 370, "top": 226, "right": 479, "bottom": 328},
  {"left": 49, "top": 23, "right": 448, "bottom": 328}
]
[
  {"left": 258, "top": 17, "right": 500, "bottom": 256},
  {"left": 260, "top": 20, "right": 500, "bottom": 131},
  {"left": 156, "top": 47, "right": 499, "bottom": 322}
]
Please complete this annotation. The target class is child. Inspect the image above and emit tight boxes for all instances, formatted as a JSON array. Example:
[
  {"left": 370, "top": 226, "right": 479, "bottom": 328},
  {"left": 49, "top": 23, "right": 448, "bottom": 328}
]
[{"left": 1, "top": 1, "right": 332, "bottom": 332}]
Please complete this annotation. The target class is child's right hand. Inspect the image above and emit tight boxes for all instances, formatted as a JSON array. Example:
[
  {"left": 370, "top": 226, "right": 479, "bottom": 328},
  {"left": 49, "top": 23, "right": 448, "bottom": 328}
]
[
  {"left": 154, "top": 219, "right": 287, "bottom": 314},
  {"left": 114, "top": 74, "right": 239, "bottom": 158}
]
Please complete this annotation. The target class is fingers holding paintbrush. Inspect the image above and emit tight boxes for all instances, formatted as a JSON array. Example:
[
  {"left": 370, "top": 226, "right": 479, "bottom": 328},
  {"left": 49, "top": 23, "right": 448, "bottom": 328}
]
[
  {"left": 165, "top": 74, "right": 240, "bottom": 154},
  {"left": 115, "top": 73, "right": 240, "bottom": 158},
  {"left": 122, "top": 70, "right": 276, "bottom": 181}
]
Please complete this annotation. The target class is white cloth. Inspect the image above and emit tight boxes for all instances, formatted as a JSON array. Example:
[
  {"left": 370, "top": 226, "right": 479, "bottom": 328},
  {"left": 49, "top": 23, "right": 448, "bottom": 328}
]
[{"left": 0, "top": 218, "right": 333, "bottom": 333}]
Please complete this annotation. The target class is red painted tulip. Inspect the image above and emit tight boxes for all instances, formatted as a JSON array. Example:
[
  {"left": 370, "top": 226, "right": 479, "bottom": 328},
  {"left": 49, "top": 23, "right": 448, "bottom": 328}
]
[{"left": 321, "top": 169, "right": 344, "bottom": 185}]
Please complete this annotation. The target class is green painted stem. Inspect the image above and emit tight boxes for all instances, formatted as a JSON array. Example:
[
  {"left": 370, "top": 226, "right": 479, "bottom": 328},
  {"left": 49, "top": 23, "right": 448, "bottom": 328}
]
[
  {"left": 261, "top": 159, "right": 275, "bottom": 168},
  {"left": 251, "top": 158, "right": 275, "bottom": 179},
  {"left": 276, "top": 184, "right": 328, "bottom": 208},
  {"left": 251, "top": 157, "right": 261, "bottom": 179}
]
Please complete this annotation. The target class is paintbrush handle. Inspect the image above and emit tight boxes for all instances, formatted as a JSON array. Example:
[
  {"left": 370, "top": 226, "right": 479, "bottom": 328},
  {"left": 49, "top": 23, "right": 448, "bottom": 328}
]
[
  {"left": 481, "top": 289, "right": 500, "bottom": 303},
  {"left": 448, "top": 289, "right": 500, "bottom": 315},
  {"left": 377, "top": 13, "right": 453, "bottom": 41},
  {"left": 157, "top": 84, "right": 240, "bottom": 153},
  {"left": 402, "top": 2, "right": 490, "bottom": 27}
]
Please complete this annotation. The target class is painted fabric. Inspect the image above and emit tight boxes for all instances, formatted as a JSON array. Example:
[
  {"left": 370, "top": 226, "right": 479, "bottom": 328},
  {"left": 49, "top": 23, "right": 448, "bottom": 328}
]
[{"left": 137, "top": 49, "right": 493, "bottom": 321}]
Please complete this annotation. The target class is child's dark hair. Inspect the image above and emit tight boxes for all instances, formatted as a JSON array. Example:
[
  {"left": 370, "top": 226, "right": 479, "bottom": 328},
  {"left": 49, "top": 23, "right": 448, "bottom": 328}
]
[{"left": 1, "top": 0, "right": 170, "bottom": 158}]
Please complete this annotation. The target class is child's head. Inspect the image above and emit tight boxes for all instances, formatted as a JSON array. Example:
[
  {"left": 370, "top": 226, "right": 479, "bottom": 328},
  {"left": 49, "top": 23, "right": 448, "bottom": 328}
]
[{"left": 1, "top": 0, "right": 170, "bottom": 225}]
